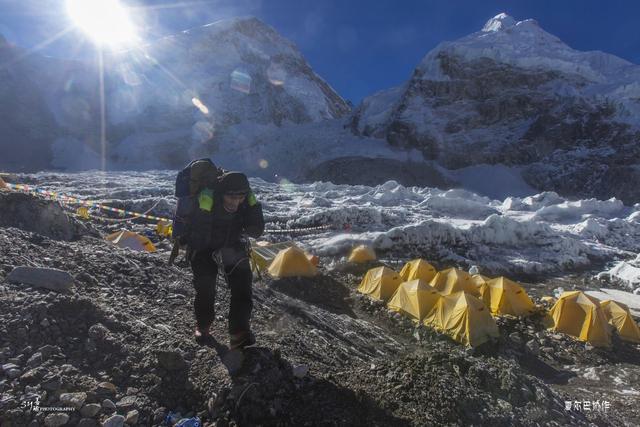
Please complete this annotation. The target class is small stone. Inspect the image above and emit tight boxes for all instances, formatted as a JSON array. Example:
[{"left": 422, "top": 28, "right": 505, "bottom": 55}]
[
  {"left": 60, "top": 392, "right": 87, "bottom": 409},
  {"left": 584, "top": 342, "right": 594, "bottom": 350},
  {"left": 41, "top": 375, "right": 62, "bottom": 391},
  {"left": 78, "top": 419, "right": 99, "bottom": 427},
  {"left": 38, "top": 345, "right": 60, "bottom": 359},
  {"left": 153, "top": 407, "right": 167, "bottom": 424},
  {"left": 88, "top": 324, "right": 110, "bottom": 341},
  {"left": 102, "top": 399, "right": 116, "bottom": 411},
  {"left": 44, "top": 413, "right": 70, "bottom": 427},
  {"left": 80, "top": 403, "right": 102, "bottom": 418},
  {"left": 525, "top": 339, "right": 540, "bottom": 355},
  {"left": 115, "top": 395, "right": 137, "bottom": 410},
  {"left": 125, "top": 387, "right": 139, "bottom": 396},
  {"left": 95, "top": 382, "right": 117, "bottom": 396},
  {"left": 125, "top": 409, "right": 139, "bottom": 425},
  {"left": 40, "top": 318, "right": 51, "bottom": 327},
  {"left": 292, "top": 364, "right": 309, "bottom": 379},
  {"left": 26, "top": 352, "right": 43, "bottom": 368},
  {"left": 7, "top": 368, "right": 22, "bottom": 379},
  {"left": 2, "top": 363, "right": 19, "bottom": 373},
  {"left": 20, "top": 367, "right": 47, "bottom": 385},
  {"left": 541, "top": 346, "right": 554, "bottom": 354},
  {"left": 509, "top": 332, "right": 522, "bottom": 345},
  {"left": 102, "top": 414, "right": 125, "bottom": 427}
]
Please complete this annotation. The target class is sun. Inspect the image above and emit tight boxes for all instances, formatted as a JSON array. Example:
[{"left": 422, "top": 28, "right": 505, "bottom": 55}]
[{"left": 66, "top": 0, "right": 138, "bottom": 47}]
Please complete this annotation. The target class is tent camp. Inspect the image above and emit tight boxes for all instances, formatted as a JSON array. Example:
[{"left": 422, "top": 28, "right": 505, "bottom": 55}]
[
  {"left": 358, "top": 266, "right": 402, "bottom": 301},
  {"left": 600, "top": 300, "right": 640, "bottom": 343},
  {"left": 105, "top": 230, "right": 156, "bottom": 252},
  {"left": 387, "top": 279, "right": 441, "bottom": 322},
  {"left": 479, "top": 277, "right": 536, "bottom": 317},
  {"left": 267, "top": 246, "right": 317, "bottom": 278},
  {"left": 549, "top": 291, "right": 611, "bottom": 347},
  {"left": 348, "top": 245, "right": 376, "bottom": 263},
  {"left": 429, "top": 268, "right": 480, "bottom": 297},
  {"left": 399, "top": 259, "right": 437, "bottom": 283},
  {"left": 423, "top": 291, "right": 499, "bottom": 347}
]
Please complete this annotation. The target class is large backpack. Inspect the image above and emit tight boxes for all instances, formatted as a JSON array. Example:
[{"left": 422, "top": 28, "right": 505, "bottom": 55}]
[{"left": 172, "top": 158, "right": 224, "bottom": 250}]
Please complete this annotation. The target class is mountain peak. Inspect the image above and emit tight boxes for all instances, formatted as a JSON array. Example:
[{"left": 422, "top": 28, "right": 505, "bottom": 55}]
[{"left": 482, "top": 13, "right": 516, "bottom": 32}]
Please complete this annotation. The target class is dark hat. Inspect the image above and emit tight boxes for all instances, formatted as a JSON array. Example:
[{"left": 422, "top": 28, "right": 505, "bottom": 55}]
[{"left": 219, "top": 171, "right": 250, "bottom": 195}]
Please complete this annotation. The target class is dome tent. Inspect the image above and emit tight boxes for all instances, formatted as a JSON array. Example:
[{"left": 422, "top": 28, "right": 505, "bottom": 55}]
[
  {"left": 268, "top": 246, "right": 317, "bottom": 278},
  {"left": 429, "top": 268, "right": 479, "bottom": 297},
  {"left": 424, "top": 291, "right": 499, "bottom": 347},
  {"left": 358, "top": 266, "right": 402, "bottom": 301},
  {"left": 348, "top": 245, "right": 376, "bottom": 263},
  {"left": 387, "top": 279, "right": 441, "bottom": 322},
  {"left": 399, "top": 259, "right": 437, "bottom": 283},
  {"left": 105, "top": 230, "right": 156, "bottom": 252},
  {"left": 549, "top": 291, "right": 611, "bottom": 347},
  {"left": 600, "top": 299, "right": 640, "bottom": 343},
  {"left": 478, "top": 277, "right": 536, "bottom": 317}
]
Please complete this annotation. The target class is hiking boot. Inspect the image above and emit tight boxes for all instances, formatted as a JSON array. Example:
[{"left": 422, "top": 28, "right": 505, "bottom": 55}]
[
  {"left": 194, "top": 324, "right": 211, "bottom": 340},
  {"left": 229, "top": 331, "right": 255, "bottom": 350}
]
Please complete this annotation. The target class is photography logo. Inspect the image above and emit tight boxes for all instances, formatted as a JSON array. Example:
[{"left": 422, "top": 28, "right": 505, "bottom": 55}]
[{"left": 21, "top": 396, "right": 74, "bottom": 413}]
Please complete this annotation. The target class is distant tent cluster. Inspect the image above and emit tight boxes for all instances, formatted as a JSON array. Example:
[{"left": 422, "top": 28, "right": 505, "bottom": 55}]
[
  {"left": 358, "top": 259, "right": 640, "bottom": 347},
  {"left": 357, "top": 260, "right": 528, "bottom": 347}
]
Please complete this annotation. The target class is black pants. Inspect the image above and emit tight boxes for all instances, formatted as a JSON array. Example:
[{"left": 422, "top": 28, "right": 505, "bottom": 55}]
[{"left": 190, "top": 247, "right": 253, "bottom": 335}]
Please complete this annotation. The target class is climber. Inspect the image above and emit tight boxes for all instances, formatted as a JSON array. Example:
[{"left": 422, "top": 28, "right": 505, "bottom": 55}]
[{"left": 188, "top": 170, "right": 264, "bottom": 349}]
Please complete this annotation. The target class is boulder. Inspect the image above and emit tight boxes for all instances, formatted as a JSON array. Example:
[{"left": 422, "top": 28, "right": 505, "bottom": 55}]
[{"left": 7, "top": 267, "right": 74, "bottom": 292}]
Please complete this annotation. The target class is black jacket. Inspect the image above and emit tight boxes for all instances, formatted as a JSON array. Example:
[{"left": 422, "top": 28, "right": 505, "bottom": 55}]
[{"left": 208, "top": 194, "right": 265, "bottom": 251}]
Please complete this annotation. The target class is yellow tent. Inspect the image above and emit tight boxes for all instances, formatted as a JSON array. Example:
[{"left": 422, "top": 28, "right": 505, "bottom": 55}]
[
  {"left": 471, "top": 274, "right": 491, "bottom": 290},
  {"left": 423, "top": 291, "right": 499, "bottom": 347},
  {"left": 429, "top": 268, "right": 480, "bottom": 297},
  {"left": 600, "top": 300, "right": 640, "bottom": 343},
  {"left": 549, "top": 291, "right": 611, "bottom": 347},
  {"left": 156, "top": 220, "right": 173, "bottom": 237},
  {"left": 268, "top": 246, "right": 317, "bottom": 278},
  {"left": 358, "top": 266, "right": 402, "bottom": 301},
  {"left": 479, "top": 277, "right": 535, "bottom": 317},
  {"left": 105, "top": 230, "right": 156, "bottom": 252},
  {"left": 387, "top": 279, "right": 441, "bottom": 322},
  {"left": 399, "top": 259, "right": 437, "bottom": 283},
  {"left": 251, "top": 241, "right": 297, "bottom": 271},
  {"left": 348, "top": 245, "right": 376, "bottom": 263}
]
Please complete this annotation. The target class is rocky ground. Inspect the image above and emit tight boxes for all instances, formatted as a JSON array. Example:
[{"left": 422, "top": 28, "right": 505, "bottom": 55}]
[{"left": 1, "top": 192, "right": 639, "bottom": 426}]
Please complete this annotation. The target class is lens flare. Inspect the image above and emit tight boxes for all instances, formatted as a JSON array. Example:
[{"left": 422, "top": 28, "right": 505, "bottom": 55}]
[
  {"left": 191, "top": 97, "right": 210, "bottom": 115},
  {"left": 66, "top": 0, "right": 138, "bottom": 47},
  {"left": 230, "top": 69, "right": 252, "bottom": 94},
  {"left": 259, "top": 159, "right": 269, "bottom": 169}
]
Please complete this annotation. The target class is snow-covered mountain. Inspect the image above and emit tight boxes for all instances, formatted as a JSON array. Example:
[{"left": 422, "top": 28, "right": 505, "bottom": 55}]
[
  {"left": 0, "top": 18, "right": 350, "bottom": 171},
  {"left": 349, "top": 13, "right": 640, "bottom": 204}
]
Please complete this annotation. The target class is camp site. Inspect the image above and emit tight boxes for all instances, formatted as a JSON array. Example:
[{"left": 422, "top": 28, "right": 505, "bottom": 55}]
[{"left": 2, "top": 2, "right": 640, "bottom": 426}]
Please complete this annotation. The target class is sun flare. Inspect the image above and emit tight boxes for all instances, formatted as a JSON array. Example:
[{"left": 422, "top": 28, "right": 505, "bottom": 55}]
[{"left": 66, "top": 0, "right": 138, "bottom": 47}]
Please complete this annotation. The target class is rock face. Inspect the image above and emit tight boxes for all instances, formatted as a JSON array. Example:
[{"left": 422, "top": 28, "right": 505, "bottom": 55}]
[
  {"left": 305, "top": 156, "right": 455, "bottom": 188},
  {"left": 349, "top": 13, "right": 640, "bottom": 204},
  {"left": 0, "top": 192, "right": 94, "bottom": 240}
]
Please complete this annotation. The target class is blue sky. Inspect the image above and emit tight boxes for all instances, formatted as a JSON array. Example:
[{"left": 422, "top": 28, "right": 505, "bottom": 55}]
[{"left": 1, "top": 0, "right": 639, "bottom": 103}]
